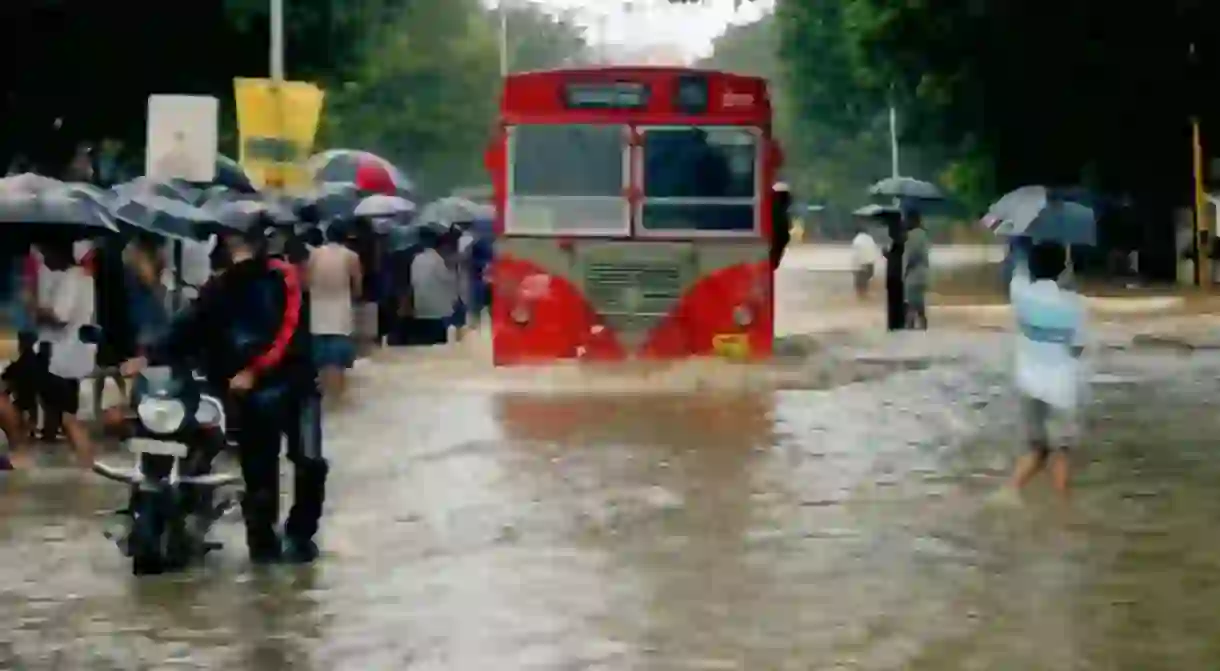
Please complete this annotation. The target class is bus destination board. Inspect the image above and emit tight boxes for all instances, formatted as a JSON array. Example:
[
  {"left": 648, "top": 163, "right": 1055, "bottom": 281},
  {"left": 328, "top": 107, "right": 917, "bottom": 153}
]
[{"left": 563, "top": 82, "right": 650, "bottom": 109}]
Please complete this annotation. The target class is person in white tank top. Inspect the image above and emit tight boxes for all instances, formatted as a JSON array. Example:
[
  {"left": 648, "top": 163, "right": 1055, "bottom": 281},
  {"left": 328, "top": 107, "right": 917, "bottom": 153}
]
[{"left": 308, "top": 226, "right": 362, "bottom": 400}]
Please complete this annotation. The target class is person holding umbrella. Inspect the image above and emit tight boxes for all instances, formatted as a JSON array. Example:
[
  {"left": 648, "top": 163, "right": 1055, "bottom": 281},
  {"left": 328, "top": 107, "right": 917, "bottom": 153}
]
[
  {"left": 1003, "top": 241, "right": 1088, "bottom": 500},
  {"left": 982, "top": 186, "right": 1097, "bottom": 502},
  {"left": 867, "top": 177, "right": 944, "bottom": 331}
]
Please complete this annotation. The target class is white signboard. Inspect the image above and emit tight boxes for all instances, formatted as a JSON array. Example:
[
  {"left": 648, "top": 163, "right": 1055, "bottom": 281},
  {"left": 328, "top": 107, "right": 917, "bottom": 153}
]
[{"left": 145, "top": 95, "right": 218, "bottom": 182}]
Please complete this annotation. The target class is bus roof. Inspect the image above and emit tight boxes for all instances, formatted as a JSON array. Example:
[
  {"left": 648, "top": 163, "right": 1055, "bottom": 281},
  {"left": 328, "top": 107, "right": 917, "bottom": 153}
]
[{"left": 500, "top": 66, "right": 771, "bottom": 125}]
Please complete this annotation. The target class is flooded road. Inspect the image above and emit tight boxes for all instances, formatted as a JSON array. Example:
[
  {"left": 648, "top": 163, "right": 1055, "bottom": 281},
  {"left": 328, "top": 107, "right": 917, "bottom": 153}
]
[{"left": 4, "top": 245, "right": 1220, "bottom": 669}]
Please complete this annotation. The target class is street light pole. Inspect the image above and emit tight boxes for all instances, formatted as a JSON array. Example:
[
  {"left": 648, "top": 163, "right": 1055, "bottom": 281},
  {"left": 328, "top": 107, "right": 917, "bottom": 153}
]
[
  {"left": 889, "top": 104, "right": 900, "bottom": 178},
  {"left": 1190, "top": 41, "right": 1211, "bottom": 288},
  {"left": 499, "top": 0, "right": 510, "bottom": 76},
  {"left": 269, "top": 0, "right": 286, "bottom": 191},
  {"left": 270, "top": 0, "right": 285, "bottom": 83}
]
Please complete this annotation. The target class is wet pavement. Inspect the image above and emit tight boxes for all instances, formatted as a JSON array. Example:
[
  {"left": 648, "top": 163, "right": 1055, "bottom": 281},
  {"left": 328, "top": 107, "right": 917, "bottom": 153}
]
[{"left": 4, "top": 246, "right": 1220, "bottom": 668}]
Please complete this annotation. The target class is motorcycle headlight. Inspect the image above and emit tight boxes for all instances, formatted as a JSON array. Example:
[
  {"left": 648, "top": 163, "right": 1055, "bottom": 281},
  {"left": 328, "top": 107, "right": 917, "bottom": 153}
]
[
  {"left": 136, "top": 398, "right": 187, "bottom": 435},
  {"left": 732, "top": 305, "right": 754, "bottom": 326}
]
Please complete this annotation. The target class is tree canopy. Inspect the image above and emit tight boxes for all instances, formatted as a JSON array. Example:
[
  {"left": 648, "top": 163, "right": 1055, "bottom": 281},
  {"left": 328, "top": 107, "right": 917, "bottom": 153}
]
[
  {"left": 816, "top": 0, "right": 1220, "bottom": 205},
  {"left": 0, "top": 0, "right": 589, "bottom": 193}
]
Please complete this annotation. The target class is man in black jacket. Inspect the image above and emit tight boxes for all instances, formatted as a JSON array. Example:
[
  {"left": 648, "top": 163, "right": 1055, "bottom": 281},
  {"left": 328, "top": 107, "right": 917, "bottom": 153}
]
[
  {"left": 122, "top": 223, "right": 327, "bottom": 564},
  {"left": 770, "top": 182, "right": 792, "bottom": 270}
]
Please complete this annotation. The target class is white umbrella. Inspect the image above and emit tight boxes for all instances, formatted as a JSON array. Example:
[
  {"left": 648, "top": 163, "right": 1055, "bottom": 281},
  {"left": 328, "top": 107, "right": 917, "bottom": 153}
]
[
  {"left": 417, "top": 196, "right": 492, "bottom": 226},
  {"left": 354, "top": 194, "right": 415, "bottom": 218},
  {"left": 868, "top": 176, "right": 943, "bottom": 200}
]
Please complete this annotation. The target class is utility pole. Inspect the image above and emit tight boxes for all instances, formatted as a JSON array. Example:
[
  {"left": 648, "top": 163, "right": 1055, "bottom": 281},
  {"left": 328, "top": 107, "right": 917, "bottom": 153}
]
[
  {"left": 499, "top": 0, "right": 510, "bottom": 76},
  {"left": 889, "top": 104, "right": 900, "bottom": 178},
  {"left": 1188, "top": 39, "right": 1211, "bottom": 288},
  {"left": 269, "top": 0, "right": 286, "bottom": 191}
]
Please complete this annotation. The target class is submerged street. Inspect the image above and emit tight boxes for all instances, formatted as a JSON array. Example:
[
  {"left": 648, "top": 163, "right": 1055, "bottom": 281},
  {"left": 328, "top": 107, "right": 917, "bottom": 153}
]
[{"left": 3, "top": 246, "right": 1220, "bottom": 669}]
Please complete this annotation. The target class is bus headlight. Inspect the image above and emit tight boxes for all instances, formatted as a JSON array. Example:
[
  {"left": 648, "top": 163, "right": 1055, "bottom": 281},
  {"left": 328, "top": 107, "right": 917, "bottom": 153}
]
[
  {"left": 136, "top": 398, "right": 187, "bottom": 434},
  {"left": 511, "top": 305, "right": 530, "bottom": 325},
  {"left": 732, "top": 305, "right": 754, "bottom": 327}
]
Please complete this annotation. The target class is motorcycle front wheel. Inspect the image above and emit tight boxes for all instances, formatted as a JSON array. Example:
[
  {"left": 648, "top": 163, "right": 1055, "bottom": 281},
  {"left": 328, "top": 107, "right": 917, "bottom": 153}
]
[{"left": 130, "top": 488, "right": 190, "bottom": 576}]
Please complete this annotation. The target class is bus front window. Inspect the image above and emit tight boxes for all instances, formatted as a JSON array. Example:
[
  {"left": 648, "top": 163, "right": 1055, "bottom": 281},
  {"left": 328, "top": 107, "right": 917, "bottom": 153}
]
[
  {"left": 507, "top": 124, "right": 629, "bottom": 235},
  {"left": 639, "top": 127, "right": 758, "bottom": 233}
]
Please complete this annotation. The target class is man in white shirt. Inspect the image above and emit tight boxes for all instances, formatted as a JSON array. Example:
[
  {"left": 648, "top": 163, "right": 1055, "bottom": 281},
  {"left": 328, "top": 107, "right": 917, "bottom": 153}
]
[
  {"left": 850, "top": 226, "right": 880, "bottom": 298},
  {"left": 1006, "top": 241, "right": 1087, "bottom": 498},
  {"left": 32, "top": 240, "right": 96, "bottom": 466},
  {"left": 308, "top": 226, "right": 362, "bottom": 399},
  {"left": 404, "top": 230, "right": 458, "bottom": 346}
]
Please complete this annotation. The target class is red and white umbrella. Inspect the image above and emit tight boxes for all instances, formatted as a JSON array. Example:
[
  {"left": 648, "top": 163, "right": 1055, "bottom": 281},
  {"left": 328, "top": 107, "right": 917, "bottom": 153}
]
[{"left": 305, "top": 149, "right": 413, "bottom": 195}]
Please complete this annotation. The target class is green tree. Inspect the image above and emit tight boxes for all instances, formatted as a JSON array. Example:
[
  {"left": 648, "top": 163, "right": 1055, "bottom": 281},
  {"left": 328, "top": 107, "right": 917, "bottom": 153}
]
[
  {"left": 321, "top": 0, "right": 591, "bottom": 195},
  {"left": 836, "top": 0, "right": 1219, "bottom": 203},
  {"left": 320, "top": 0, "right": 498, "bottom": 193},
  {"left": 0, "top": 0, "right": 406, "bottom": 171},
  {"left": 500, "top": 5, "right": 591, "bottom": 72},
  {"left": 703, "top": 9, "right": 908, "bottom": 237}
]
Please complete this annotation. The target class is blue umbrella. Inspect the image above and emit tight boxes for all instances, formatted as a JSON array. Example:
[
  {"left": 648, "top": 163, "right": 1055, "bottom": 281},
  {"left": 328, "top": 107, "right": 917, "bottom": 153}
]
[{"left": 982, "top": 186, "right": 1097, "bottom": 246}]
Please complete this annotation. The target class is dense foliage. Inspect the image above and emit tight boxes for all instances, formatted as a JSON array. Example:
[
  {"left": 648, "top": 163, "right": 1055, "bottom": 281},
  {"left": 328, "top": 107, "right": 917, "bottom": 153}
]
[
  {"left": 0, "top": 0, "right": 589, "bottom": 194},
  {"left": 697, "top": 0, "right": 1220, "bottom": 256},
  {"left": 701, "top": 7, "right": 964, "bottom": 239},
  {"left": 782, "top": 0, "right": 1220, "bottom": 208}
]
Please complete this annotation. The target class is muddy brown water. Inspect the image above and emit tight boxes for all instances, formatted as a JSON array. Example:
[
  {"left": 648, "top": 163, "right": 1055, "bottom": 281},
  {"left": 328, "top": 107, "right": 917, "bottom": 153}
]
[{"left": 2, "top": 246, "right": 1220, "bottom": 669}]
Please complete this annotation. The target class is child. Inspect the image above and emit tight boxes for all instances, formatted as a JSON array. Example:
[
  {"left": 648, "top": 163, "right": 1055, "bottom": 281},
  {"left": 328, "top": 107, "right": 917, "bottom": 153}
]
[{"left": 1006, "top": 241, "right": 1088, "bottom": 498}]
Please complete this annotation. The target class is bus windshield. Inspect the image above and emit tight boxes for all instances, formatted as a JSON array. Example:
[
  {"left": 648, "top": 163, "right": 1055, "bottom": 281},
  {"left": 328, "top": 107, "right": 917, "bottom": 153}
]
[
  {"left": 507, "top": 124, "right": 629, "bottom": 235},
  {"left": 639, "top": 126, "right": 758, "bottom": 233}
]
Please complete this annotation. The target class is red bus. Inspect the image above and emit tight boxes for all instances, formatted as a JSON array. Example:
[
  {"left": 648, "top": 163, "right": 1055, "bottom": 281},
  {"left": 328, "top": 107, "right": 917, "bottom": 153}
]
[{"left": 485, "top": 66, "right": 780, "bottom": 365}]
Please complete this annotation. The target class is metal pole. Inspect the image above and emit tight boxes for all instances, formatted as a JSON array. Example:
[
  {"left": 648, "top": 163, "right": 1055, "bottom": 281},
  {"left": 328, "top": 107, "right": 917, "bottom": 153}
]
[
  {"left": 270, "top": 0, "right": 285, "bottom": 82},
  {"left": 889, "top": 104, "right": 900, "bottom": 178},
  {"left": 499, "top": 0, "right": 510, "bottom": 76},
  {"left": 270, "top": 0, "right": 286, "bottom": 192},
  {"left": 1193, "top": 115, "right": 1210, "bottom": 288},
  {"left": 600, "top": 13, "right": 610, "bottom": 63}
]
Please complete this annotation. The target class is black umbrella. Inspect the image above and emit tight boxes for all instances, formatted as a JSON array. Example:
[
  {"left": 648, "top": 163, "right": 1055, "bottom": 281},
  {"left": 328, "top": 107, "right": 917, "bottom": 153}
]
[
  {"left": 291, "top": 182, "right": 363, "bottom": 221},
  {"left": 198, "top": 193, "right": 294, "bottom": 234},
  {"left": 109, "top": 192, "right": 216, "bottom": 241},
  {"left": 177, "top": 155, "right": 257, "bottom": 194},
  {"left": 0, "top": 184, "right": 120, "bottom": 236},
  {"left": 114, "top": 176, "right": 199, "bottom": 203}
]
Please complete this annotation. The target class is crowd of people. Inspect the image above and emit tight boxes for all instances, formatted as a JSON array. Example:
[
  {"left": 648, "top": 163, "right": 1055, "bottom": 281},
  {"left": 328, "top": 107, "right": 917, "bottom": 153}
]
[
  {"left": 0, "top": 208, "right": 489, "bottom": 463},
  {"left": 0, "top": 165, "right": 490, "bottom": 564}
]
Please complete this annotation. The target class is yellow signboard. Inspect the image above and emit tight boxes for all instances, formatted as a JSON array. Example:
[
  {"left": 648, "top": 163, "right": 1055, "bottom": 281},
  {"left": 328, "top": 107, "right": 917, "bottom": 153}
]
[
  {"left": 233, "top": 78, "right": 324, "bottom": 191},
  {"left": 712, "top": 333, "right": 751, "bottom": 360}
]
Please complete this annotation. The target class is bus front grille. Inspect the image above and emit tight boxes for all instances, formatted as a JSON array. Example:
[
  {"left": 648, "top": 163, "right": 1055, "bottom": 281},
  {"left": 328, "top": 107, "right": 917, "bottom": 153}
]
[{"left": 583, "top": 262, "right": 684, "bottom": 332}]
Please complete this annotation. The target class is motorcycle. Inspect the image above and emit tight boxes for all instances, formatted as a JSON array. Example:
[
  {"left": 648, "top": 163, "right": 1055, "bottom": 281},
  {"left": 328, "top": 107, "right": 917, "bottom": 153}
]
[{"left": 91, "top": 365, "right": 242, "bottom": 575}]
